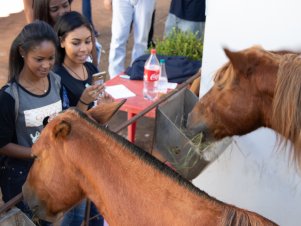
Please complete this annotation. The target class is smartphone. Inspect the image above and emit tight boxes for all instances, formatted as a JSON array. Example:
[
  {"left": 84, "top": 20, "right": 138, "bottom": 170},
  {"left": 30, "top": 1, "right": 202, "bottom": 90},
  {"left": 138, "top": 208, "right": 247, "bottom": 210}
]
[{"left": 92, "top": 71, "right": 106, "bottom": 85}]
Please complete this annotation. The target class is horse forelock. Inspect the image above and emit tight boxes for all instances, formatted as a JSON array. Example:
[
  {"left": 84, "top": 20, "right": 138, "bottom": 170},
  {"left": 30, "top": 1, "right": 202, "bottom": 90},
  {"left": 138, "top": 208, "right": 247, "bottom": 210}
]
[
  {"left": 272, "top": 53, "right": 301, "bottom": 169},
  {"left": 213, "top": 62, "right": 236, "bottom": 90}
]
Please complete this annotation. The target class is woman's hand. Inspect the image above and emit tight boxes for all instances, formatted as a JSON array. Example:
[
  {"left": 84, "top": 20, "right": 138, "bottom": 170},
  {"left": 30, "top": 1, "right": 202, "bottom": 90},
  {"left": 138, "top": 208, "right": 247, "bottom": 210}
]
[
  {"left": 79, "top": 84, "right": 104, "bottom": 106},
  {"left": 96, "top": 91, "right": 114, "bottom": 105}
]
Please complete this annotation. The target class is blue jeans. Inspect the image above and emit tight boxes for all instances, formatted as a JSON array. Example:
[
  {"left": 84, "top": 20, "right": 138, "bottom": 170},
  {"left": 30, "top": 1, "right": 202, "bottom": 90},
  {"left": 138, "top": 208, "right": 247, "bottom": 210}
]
[
  {"left": 164, "top": 13, "right": 205, "bottom": 39},
  {"left": 82, "top": 0, "right": 93, "bottom": 27},
  {"left": 61, "top": 200, "right": 104, "bottom": 226},
  {"left": 109, "top": 0, "right": 155, "bottom": 78}
]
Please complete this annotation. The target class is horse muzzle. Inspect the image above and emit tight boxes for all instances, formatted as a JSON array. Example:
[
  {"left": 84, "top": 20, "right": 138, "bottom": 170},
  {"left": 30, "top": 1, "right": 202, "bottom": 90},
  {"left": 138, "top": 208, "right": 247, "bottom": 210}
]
[
  {"left": 22, "top": 181, "right": 60, "bottom": 222},
  {"left": 186, "top": 113, "right": 209, "bottom": 138}
]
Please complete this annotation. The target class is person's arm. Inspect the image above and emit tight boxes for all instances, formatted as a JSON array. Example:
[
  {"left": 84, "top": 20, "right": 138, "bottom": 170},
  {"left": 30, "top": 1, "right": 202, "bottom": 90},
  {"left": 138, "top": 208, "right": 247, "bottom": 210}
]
[
  {"left": 0, "top": 91, "right": 32, "bottom": 158},
  {"left": 0, "top": 143, "right": 32, "bottom": 159},
  {"left": 23, "top": 0, "right": 34, "bottom": 23},
  {"left": 103, "top": 0, "right": 112, "bottom": 11}
]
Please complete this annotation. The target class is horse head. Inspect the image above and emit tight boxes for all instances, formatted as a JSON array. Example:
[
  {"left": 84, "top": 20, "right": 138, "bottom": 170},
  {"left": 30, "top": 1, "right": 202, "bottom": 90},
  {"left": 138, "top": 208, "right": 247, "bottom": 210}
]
[
  {"left": 186, "top": 46, "right": 281, "bottom": 141},
  {"left": 22, "top": 99, "right": 125, "bottom": 221}
]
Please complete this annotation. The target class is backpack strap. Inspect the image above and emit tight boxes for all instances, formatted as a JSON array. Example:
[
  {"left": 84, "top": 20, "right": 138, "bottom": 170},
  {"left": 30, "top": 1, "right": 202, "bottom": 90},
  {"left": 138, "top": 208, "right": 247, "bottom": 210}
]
[
  {"left": 49, "top": 70, "right": 69, "bottom": 109},
  {"left": 6, "top": 82, "right": 19, "bottom": 123},
  {"left": 50, "top": 70, "right": 61, "bottom": 90}
]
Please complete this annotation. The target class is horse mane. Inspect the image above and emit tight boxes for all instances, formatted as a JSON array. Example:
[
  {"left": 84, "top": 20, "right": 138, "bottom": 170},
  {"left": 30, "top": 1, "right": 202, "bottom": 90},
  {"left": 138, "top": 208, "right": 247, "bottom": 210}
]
[
  {"left": 272, "top": 53, "right": 301, "bottom": 169},
  {"left": 221, "top": 207, "right": 274, "bottom": 226},
  {"left": 213, "top": 62, "right": 236, "bottom": 90}
]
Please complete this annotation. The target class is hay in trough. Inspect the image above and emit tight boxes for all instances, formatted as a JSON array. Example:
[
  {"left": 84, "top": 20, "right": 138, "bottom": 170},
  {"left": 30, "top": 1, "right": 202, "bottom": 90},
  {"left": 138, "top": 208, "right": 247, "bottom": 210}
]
[{"left": 166, "top": 118, "right": 211, "bottom": 173}]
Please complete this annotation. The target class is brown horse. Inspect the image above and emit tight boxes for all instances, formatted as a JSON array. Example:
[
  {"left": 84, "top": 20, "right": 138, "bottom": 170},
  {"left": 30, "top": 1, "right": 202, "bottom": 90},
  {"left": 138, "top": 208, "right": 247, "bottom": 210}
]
[
  {"left": 187, "top": 46, "right": 301, "bottom": 167},
  {"left": 22, "top": 107, "right": 277, "bottom": 225}
]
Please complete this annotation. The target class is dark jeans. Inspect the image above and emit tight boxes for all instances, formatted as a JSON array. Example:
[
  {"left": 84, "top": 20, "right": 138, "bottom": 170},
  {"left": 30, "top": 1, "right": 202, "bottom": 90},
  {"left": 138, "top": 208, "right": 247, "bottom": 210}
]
[
  {"left": 61, "top": 199, "right": 104, "bottom": 226},
  {"left": 82, "top": 0, "right": 93, "bottom": 27},
  {"left": 0, "top": 164, "right": 51, "bottom": 226},
  {"left": 90, "top": 202, "right": 104, "bottom": 226}
]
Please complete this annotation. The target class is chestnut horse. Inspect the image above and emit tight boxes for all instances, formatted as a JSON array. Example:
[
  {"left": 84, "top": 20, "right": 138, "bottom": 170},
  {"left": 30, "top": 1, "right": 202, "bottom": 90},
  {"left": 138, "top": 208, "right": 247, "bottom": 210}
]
[
  {"left": 22, "top": 107, "right": 276, "bottom": 225},
  {"left": 187, "top": 46, "right": 301, "bottom": 167}
]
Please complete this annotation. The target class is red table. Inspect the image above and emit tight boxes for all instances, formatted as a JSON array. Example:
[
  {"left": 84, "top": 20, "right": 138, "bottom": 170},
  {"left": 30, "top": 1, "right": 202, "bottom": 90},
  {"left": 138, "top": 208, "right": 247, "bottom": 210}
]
[{"left": 105, "top": 75, "right": 156, "bottom": 143}]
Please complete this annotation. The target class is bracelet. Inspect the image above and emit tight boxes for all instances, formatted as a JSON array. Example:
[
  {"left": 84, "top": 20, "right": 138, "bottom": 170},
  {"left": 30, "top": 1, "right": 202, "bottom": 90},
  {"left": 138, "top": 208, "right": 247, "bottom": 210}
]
[
  {"left": 30, "top": 153, "right": 36, "bottom": 159},
  {"left": 79, "top": 99, "right": 90, "bottom": 105}
]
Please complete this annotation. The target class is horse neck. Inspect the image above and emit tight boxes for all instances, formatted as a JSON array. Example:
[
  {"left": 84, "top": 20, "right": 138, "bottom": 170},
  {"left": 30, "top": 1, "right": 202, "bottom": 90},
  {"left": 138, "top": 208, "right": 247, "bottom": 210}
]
[{"left": 69, "top": 126, "right": 228, "bottom": 225}]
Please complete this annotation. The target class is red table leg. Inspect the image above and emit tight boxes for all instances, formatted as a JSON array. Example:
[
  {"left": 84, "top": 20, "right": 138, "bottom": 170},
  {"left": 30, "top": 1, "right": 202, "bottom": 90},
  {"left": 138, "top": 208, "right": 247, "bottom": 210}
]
[{"left": 127, "top": 112, "right": 137, "bottom": 143}]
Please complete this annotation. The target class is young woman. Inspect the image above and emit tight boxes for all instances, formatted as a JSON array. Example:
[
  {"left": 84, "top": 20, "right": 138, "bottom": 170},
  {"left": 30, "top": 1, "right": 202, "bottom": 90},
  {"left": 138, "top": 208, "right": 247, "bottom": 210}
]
[
  {"left": 54, "top": 11, "right": 107, "bottom": 111},
  {"left": 0, "top": 20, "right": 63, "bottom": 224},
  {"left": 33, "top": 0, "right": 73, "bottom": 27},
  {"left": 54, "top": 11, "right": 108, "bottom": 226},
  {"left": 32, "top": 0, "right": 101, "bottom": 66}
]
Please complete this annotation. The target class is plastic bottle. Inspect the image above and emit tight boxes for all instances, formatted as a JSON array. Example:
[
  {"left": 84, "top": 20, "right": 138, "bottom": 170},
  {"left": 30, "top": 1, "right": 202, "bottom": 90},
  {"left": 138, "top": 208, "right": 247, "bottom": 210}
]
[
  {"left": 156, "top": 59, "right": 168, "bottom": 96},
  {"left": 143, "top": 49, "right": 160, "bottom": 100}
]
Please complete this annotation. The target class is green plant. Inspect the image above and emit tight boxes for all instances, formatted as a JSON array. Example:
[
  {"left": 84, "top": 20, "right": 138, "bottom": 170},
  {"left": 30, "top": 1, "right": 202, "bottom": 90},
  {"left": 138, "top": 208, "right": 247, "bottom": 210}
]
[{"left": 150, "top": 28, "right": 203, "bottom": 61}]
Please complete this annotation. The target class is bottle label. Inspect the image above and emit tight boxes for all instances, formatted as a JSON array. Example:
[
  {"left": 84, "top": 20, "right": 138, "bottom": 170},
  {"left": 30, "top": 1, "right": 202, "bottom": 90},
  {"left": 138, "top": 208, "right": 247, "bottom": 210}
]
[{"left": 144, "top": 68, "right": 159, "bottom": 82}]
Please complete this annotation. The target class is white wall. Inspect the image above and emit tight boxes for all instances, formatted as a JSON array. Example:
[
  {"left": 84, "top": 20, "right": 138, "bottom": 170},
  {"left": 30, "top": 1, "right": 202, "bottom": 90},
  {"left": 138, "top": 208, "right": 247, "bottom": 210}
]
[
  {"left": 193, "top": 0, "right": 301, "bottom": 225},
  {"left": 0, "top": 0, "right": 23, "bottom": 17}
]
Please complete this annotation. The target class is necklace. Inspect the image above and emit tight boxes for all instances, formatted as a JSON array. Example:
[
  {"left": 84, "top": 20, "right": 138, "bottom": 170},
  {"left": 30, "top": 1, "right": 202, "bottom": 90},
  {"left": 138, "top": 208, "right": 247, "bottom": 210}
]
[
  {"left": 63, "top": 63, "right": 86, "bottom": 80},
  {"left": 22, "top": 77, "right": 47, "bottom": 94}
]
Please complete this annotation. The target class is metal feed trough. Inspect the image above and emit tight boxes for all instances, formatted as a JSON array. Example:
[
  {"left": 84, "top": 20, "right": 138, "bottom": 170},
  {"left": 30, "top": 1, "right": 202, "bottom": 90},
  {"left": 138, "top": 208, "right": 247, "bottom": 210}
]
[
  {"left": 0, "top": 207, "right": 35, "bottom": 226},
  {"left": 154, "top": 88, "right": 232, "bottom": 180}
]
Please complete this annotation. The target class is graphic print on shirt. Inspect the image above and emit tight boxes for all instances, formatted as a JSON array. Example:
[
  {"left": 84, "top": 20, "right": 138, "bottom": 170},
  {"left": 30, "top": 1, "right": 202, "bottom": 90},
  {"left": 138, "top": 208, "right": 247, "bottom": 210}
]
[
  {"left": 30, "top": 131, "right": 41, "bottom": 144},
  {"left": 24, "top": 101, "right": 62, "bottom": 127},
  {"left": 24, "top": 100, "right": 62, "bottom": 143}
]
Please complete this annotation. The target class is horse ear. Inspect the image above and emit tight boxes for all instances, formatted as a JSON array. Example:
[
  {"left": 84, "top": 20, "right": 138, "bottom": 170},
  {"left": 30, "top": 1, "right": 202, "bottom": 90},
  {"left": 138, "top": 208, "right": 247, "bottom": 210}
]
[
  {"left": 224, "top": 47, "right": 259, "bottom": 76},
  {"left": 87, "top": 99, "right": 126, "bottom": 125},
  {"left": 53, "top": 120, "right": 71, "bottom": 138}
]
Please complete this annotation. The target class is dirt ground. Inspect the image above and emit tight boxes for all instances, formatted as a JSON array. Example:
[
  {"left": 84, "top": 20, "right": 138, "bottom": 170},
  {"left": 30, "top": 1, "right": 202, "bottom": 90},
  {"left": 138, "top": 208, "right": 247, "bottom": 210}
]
[{"left": 0, "top": 0, "right": 171, "bottom": 151}]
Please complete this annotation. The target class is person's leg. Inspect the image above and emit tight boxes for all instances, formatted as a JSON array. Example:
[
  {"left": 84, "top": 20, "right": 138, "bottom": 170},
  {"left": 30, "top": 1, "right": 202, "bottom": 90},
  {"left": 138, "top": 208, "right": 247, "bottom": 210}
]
[
  {"left": 164, "top": 13, "right": 177, "bottom": 38},
  {"left": 89, "top": 202, "right": 104, "bottom": 226},
  {"left": 60, "top": 200, "right": 86, "bottom": 226},
  {"left": 82, "top": 0, "right": 92, "bottom": 26},
  {"left": 82, "top": 0, "right": 99, "bottom": 36},
  {"left": 23, "top": 0, "right": 33, "bottom": 23},
  {"left": 108, "top": 0, "right": 133, "bottom": 78},
  {"left": 177, "top": 19, "right": 205, "bottom": 39},
  {"left": 147, "top": 9, "right": 156, "bottom": 48},
  {"left": 131, "top": 0, "right": 155, "bottom": 63}
]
